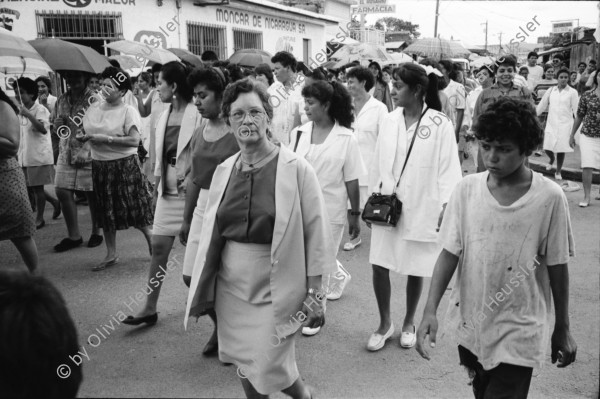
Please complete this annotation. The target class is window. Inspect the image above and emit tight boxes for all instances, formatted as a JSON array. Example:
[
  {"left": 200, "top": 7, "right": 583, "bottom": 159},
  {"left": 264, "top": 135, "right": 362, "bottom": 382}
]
[
  {"left": 35, "top": 10, "right": 123, "bottom": 40},
  {"left": 233, "top": 29, "right": 262, "bottom": 52},
  {"left": 187, "top": 22, "right": 227, "bottom": 60}
]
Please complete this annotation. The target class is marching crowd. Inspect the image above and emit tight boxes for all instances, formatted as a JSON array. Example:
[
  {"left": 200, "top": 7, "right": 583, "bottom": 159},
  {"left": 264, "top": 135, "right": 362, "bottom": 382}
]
[{"left": 1, "top": 48, "right": 596, "bottom": 398}]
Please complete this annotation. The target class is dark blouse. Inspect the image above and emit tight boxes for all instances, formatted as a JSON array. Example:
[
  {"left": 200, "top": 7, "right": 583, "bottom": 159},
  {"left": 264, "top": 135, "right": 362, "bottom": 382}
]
[
  {"left": 163, "top": 125, "right": 180, "bottom": 161},
  {"left": 191, "top": 126, "right": 239, "bottom": 189},
  {"left": 217, "top": 155, "right": 278, "bottom": 244}
]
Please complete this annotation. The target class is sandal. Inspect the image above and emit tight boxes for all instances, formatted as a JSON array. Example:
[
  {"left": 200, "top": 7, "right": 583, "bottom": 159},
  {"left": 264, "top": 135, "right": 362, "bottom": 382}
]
[
  {"left": 343, "top": 238, "right": 361, "bottom": 251},
  {"left": 92, "top": 257, "right": 119, "bottom": 272}
]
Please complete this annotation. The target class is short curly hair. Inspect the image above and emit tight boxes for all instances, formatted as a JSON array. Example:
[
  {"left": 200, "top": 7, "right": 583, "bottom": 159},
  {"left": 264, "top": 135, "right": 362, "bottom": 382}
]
[
  {"left": 346, "top": 66, "right": 375, "bottom": 92},
  {"left": 473, "top": 97, "right": 543, "bottom": 155},
  {"left": 221, "top": 78, "right": 273, "bottom": 124}
]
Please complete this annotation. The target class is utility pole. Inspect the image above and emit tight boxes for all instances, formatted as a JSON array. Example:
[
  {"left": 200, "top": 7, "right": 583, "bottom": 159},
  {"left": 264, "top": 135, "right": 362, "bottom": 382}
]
[
  {"left": 481, "top": 20, "right": 488, "bottom": 52},
  {"left": 434, "top": 0, "right": 440, "bottom": 38},
  {"left": 498, "top": 31, "right": 503, "bottom": 52}
]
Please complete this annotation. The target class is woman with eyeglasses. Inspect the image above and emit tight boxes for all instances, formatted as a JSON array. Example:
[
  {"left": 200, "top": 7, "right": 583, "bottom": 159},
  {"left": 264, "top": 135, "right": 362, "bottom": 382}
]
[
  {"left": 186, "top": 78, "right": 335, "bottom": 399},
  {"left": 123, "top": 61, "right": 202, "bottom": 326},
  {"left": 179, "top": 67, "right": 239, "bottom": 355},
  {"left": 366, "top": 64, "right": 462, "bottom": 352}
]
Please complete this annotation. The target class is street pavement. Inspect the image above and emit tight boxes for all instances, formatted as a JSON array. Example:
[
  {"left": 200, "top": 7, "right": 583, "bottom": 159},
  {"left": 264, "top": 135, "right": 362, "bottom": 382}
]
[{"left": 1, "top": 161, "right": 599, "bottom": 398}]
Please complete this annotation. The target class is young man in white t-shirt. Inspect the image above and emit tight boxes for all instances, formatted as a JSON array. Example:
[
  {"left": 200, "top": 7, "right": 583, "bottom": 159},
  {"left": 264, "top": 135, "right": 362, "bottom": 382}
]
[
  {"left": 525, "top": 51, "right": 544, "bottom": 91},
  {"left": 416, "top": 97, "right": 577, "bottom": 398}
]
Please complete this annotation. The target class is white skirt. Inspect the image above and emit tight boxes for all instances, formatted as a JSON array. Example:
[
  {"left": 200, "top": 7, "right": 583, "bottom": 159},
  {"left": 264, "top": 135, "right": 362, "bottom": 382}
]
[
  {"left": 580, "top": 134, "right": 600, "bottom": 169},
  {"left": 369, "top": 224, "right": 442, "bottom": 277},
  {"left": 182, "top": 189, "right": 210, "bottom": 277},
  {"left": 152, "top": 194, "right": 185, "bottom": 236}
]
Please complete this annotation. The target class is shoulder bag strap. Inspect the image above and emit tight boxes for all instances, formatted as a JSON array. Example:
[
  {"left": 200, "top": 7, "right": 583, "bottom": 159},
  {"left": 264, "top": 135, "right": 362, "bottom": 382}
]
[
  {"left": 394, "top": 106, "right": 429, "bottom": 188},
  {"left": 293, "top": 129, "right": 303, "bottom": 152}
]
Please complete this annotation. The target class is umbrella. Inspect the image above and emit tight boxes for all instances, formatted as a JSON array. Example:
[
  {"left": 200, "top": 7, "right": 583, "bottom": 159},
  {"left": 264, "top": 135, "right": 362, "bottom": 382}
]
[
  {"left": 470, "top": 56, "right": 496, "bottom": 68},
  {"left": 381, "top": 52, "right": 415, "bottom": 65},
  {"left": 329, "top": 43, "right": 395, "bottom": 66},
  {"left": 29, "top": 38, "right": 110, "bottom": 74},
  {"left": 105, "top": 40, "right": 180, "bottom": 65},
  {"left": 228, "top": 49, "right": 272, "bottom": 68},
  {"left": 167, "top": 48, "right": 203, "bottom": 67},
  {"left": 404, "top": 38, "right": 471, "bottom": 60},
  {"left": 0, "top": 28, "right": 52, "bottom": 75},
  {"left": 109, "top": 55, "right": 142, "bottom": 70}
]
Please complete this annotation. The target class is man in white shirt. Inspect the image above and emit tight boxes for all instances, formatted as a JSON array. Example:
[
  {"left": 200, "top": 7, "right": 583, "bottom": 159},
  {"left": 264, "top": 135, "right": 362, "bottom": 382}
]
[
  {"left": 525, "top": 51, "right": 544, "bottom": 90},
  {"left": 270, "top": 51, "right": 303, "bottom": 145}
]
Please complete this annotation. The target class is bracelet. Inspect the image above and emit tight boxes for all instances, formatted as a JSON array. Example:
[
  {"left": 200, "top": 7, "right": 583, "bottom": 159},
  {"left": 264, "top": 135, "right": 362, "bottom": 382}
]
[{"left": 349, "top": 211, "right": 361, "bottom": 216}]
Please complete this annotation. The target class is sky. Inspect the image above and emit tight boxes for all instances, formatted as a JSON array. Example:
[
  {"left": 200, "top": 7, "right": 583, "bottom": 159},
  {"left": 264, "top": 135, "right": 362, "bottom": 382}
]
[{"left": 362, "top": 1, "right": 599, "bottom": 47}]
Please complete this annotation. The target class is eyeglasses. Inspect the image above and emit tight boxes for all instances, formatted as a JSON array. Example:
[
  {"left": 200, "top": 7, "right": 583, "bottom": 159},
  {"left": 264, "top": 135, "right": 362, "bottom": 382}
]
[{"left": 229, "top": 109, "right": 266, "bottom": 123}]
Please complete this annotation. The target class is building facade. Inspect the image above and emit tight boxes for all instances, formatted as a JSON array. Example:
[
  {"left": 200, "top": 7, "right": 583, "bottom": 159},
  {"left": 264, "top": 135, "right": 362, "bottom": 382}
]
[{"left": 0, "top": 0, "right": 339, "bottom": 63}]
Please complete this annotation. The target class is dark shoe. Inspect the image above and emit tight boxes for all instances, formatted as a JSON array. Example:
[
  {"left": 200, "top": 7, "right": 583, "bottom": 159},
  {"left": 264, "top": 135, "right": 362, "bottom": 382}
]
[
  {"left": 52, "top": 202, "right": 62, "bottom": 220},
  {"left": 54, "top": 237, "right": 83, "bottom": 252},
  {"left": 88, "top": 234, "right": 103, "bottom": 248},
  {"left": 36, "top": 220, "right": 46, "bottom": 230},
  {"left": 203, "top": 340, "right": 219, "bottom": 356},
  {"left": 122, "top": 313, "right": 158, "bottom": 326}
]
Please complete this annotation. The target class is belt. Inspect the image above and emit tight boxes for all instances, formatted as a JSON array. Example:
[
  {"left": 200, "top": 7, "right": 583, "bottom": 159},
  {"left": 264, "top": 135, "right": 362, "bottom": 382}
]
[{"left": 167, "top": 157, "right": 176, "bottom": 167}]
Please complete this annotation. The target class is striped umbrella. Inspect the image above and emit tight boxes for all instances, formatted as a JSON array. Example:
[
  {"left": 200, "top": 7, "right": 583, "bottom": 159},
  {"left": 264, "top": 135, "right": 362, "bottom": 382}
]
[
  {"left": 0, "top": 27, "right": 51, "bottom": 75},
  {"left": 404, "top": 38, "right": 471, "bottom": 60}
]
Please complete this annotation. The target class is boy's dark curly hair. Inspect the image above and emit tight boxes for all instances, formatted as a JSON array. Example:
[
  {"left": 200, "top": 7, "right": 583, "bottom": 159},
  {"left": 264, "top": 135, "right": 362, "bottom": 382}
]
[{"left": 473, "top": 97, "right": 543, "bottom": 155}]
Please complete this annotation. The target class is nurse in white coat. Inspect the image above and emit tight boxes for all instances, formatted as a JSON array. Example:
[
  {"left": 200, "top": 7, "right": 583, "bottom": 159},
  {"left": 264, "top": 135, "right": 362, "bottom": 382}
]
[
  {"left": 290, "top": 81, "right": 365, "bottom": 314},
  {"left": 344, "top": 66, "right": 389, "bottom": 251},
  {"left": 536, "top": 67, "right": 579, "bottom": 180},
  {"left": 366, "top": 63, "right": 462, "bottom": 352}
]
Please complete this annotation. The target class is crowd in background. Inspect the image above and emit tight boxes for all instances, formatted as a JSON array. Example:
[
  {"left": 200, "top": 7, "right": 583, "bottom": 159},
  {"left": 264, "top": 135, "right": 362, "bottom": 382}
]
[{"left": 0, "top": 46, "right": 594, "bottom": 398}]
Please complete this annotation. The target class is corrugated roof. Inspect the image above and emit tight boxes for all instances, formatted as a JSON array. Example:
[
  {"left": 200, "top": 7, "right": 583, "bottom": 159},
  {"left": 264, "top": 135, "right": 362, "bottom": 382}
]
[{"left": 233, "top": 0, "right": 340, "bottom": 23}]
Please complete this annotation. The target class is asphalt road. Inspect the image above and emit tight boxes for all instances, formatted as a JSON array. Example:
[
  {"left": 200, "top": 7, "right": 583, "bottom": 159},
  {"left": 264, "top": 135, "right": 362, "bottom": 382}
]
[{"left": 2, "top": 165, "right": 599, "bottom": 399}]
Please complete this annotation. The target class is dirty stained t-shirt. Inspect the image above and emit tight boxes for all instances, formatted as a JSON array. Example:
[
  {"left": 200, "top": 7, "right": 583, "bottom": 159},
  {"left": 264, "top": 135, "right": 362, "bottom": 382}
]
[{"left": 438, "top": 171, "right": 575, "bottom": 370}]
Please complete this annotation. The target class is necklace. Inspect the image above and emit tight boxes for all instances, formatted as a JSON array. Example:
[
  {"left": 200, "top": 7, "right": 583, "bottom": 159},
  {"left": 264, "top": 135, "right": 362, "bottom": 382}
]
[{"left": 239, "top": 146, "right": 277, "bottom": 169}]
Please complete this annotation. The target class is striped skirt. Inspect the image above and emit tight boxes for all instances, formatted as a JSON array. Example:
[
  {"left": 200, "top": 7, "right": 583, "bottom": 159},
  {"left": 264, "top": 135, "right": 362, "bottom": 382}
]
[{"left": 92, "top": 155, "right": 154, "bottom": 231}]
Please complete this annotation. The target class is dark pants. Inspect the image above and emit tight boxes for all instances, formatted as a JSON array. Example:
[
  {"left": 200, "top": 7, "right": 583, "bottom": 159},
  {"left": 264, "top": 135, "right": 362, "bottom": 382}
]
[{"left": 458, "top": 345, "right": 533, "bottom": 399}]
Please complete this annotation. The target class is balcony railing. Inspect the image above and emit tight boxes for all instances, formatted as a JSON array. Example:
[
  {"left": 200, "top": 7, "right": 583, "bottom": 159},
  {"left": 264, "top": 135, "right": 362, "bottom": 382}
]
[{"left": 350, "top": 27, "right": 385, "bottom": 46}]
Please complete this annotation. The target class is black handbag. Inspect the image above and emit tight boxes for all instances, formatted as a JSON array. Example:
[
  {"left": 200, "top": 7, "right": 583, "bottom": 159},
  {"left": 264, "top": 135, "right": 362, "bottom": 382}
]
[{"left": 362, "top": 107, "right": 428, "bottom": 227}]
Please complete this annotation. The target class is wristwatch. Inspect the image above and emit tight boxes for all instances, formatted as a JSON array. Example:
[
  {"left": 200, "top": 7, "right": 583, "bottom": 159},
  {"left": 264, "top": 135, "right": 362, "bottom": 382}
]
[
  {"left": 349, "top": 210, "right": 361, "bottom": 216},
  {"left": 107, "top": 136, "right": 114, "bottom": 144}
]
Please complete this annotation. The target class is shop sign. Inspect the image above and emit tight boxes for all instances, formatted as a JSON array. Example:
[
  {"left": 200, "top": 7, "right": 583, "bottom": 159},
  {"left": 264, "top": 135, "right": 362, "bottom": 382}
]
[
  {"left": 351, "top": 4, "right": 396, "bottom": 14},
  {"left": 216, "top": 8, "right": 306, "bottom": 34}
]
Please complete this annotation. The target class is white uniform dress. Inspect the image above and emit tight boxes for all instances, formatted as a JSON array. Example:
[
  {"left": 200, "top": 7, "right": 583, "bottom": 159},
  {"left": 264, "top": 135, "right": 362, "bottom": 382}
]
[
  {"left": 369, "top": 106, "right": 462, "bottom": 276},
  {"left": 536, "top": 85, "right": 579, "bottom": 153},
  {"left": 352, "top": 96, "right": 388, "bottom": 208},
  {"left": 290, "top": 121, "right": 366, "bottom": 251}
]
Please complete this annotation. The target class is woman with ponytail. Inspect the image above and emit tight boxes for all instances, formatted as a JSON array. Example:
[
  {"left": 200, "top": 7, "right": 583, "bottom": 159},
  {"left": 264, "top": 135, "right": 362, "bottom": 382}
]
[
  {"left": 366, "top": 63, "right": 462, "bottom": 352},
  {"left": 289, "top": 81, "right": 365, "bottom": 322},
  {"left": 124, "top": 62, "right": 202, "bottom": 326}
]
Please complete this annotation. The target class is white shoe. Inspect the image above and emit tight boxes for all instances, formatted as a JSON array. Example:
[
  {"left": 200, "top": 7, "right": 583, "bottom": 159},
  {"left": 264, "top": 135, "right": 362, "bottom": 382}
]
[
  {"left": 326, "top": 261, "right": 351, "bottom": 300},
  {"left": 367, "top": 324, "right": 394, "bottom": 351},
  {"left": 555, "top": 173, "right": 562, "bottom": 180},
  {"left": 343, "top": 237, "right": 361, "bottom": 251},
  {"left": 545, "top": 163, "right": 553, "bottom": 171},
  {"left": 302, "top": 325, "right": 321, "bottom": 336},
  {"left": 400, "top": 325, "right": 417, "bottom": 348}
]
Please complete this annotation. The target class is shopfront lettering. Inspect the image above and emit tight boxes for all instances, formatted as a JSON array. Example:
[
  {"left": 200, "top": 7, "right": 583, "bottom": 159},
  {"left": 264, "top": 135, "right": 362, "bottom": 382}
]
[
  {"left": 216, "top": 8, "right": 305, "bottom": 34},
  {"left": 0, "top": 0, "right": 135, "bottom": 6}
]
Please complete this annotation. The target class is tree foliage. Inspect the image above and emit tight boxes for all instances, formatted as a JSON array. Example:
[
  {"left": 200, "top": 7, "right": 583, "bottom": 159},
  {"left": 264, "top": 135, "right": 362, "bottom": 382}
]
[{"left": 373, "top": 17, "right": 420, "bottom": 38}]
